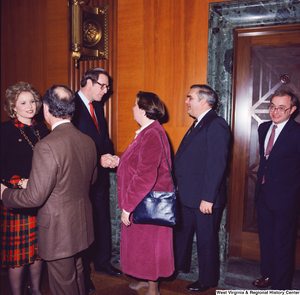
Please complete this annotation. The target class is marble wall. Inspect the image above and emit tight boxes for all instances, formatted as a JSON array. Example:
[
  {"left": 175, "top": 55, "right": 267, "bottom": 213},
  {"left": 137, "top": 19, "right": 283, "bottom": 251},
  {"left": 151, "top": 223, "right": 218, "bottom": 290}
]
[{"left": 108, "top": 172, "right": 121, "bottom": 266}]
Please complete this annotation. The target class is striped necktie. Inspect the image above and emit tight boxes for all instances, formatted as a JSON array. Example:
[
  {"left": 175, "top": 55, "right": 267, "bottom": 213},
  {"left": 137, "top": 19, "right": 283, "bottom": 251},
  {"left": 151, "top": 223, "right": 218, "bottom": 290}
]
[{"left": 187, "top": 119, "right": 198, "bottom": 136}]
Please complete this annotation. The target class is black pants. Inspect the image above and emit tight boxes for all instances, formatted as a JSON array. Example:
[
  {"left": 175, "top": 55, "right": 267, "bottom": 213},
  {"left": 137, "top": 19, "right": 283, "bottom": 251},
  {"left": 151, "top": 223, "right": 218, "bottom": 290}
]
[
  {"left": 256, "top": 186, "right": 298, "bottom": 289},
  {"left": 175, "top": 204, "right": 223, "bottom": 286},
  {"left": 83, "top": 175, "right": 112, "bottom": 282}
]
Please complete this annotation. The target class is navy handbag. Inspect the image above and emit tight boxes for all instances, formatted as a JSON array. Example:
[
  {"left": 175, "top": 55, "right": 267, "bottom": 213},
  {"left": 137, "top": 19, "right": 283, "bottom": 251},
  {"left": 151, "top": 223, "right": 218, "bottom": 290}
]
[{"left": 132, "top": 133, "right": 178, "bottom": 226}]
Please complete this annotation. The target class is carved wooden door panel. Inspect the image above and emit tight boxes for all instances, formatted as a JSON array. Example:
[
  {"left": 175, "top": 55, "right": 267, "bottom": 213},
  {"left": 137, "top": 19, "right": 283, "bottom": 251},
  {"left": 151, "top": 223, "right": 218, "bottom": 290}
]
[{"left": 228, "top": 24, "right": 300, "bottom": 266}]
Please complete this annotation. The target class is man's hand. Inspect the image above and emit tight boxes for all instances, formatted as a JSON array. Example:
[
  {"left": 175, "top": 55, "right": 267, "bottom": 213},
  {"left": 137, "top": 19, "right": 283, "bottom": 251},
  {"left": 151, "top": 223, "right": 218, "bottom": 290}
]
[
  {"left": 101, "top": 154, "right": 119, "bottom": 168},
  {"left": 1, "top": 184, "right": 8, "bottom": 200},
  {"left": 199, "top": 200, "right": 213, "bottom": 214}
]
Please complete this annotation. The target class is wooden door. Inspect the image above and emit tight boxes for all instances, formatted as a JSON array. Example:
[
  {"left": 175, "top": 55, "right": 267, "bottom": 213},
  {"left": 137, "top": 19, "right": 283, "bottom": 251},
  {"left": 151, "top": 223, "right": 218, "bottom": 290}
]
[{"left": 228, "top": 24, "right": 300, "bottom": 266}]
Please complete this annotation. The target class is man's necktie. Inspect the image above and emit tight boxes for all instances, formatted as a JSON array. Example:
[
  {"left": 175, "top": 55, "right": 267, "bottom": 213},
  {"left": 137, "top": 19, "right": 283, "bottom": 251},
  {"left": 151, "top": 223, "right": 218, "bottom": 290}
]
[
  {"left": 89, "top": 102, "right": 100, "bottom": 134},
  {"left": 265, "top": 124, "right": 277, "bottom": 158},
  {"left": 186, "top": 119, "right": 198, "bottom": 137},
  {"left": 262, "top": 124, "right": 277, "bottom": 184},
  {"left": 190, "top": 119, "right": 198, "bottom": 131}
]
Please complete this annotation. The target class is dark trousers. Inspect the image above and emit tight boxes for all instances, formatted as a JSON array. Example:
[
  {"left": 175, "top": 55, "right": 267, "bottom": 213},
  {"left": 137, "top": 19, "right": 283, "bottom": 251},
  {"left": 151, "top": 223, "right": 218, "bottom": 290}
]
[
  {"left": 90, "top": 183, "right": 111, "bottom": 269},
  {"left": 83, "top": 176, "right": 112, "bottom": 281},
  {"left": 47, "top": 254, "right": 85, "bottom": 295},
  {"left": 175, "top": 204, "right": 223, "bottom": 286},
  {"left": 256, "top": 186, "right": 298, "bottom": 289}
]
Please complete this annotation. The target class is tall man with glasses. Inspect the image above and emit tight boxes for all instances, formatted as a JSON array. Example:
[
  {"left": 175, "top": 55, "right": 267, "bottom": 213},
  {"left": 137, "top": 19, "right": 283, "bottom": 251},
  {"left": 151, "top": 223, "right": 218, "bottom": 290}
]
[
  {"left": 253, "top": 89, "right": 300, "bottom": 290},
  {"left": 72, "top": 68, "right": 122, "bottom": 294}
]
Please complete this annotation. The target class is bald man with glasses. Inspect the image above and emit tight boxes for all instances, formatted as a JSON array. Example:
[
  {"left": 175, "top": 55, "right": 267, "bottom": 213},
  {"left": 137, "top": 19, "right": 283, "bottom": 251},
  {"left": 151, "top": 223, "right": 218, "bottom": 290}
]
[{"left": 253, "top": 89, "right": 300, "bottom": 290}]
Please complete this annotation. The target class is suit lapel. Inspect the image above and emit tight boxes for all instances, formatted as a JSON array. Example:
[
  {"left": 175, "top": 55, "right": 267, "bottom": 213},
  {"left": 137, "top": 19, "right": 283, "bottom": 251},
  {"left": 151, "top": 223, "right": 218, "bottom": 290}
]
[
  {"left": 76, "top": 95, "right": 101, "bottom": 135},
  {"left": 77, "top": 95, "right": 93, "bottom": 121},
  {"left": 268, "top": 119, "right": 294, "bottom": 160},
  {"left": 176, "top": 110, "right": 214, "bottom": 159},
  {"left": 176, "top": 121, "right": 203, "bottom": 158},
  {"left": 259, "top": 121, "right": 272, "bottom": 157}
]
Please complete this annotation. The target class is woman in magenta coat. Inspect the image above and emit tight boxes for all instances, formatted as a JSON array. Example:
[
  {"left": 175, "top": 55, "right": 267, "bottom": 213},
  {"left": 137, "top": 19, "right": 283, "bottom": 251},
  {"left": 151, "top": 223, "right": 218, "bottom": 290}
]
[{"left": 103, "top": 91, "right": 174, "bottom": 295}]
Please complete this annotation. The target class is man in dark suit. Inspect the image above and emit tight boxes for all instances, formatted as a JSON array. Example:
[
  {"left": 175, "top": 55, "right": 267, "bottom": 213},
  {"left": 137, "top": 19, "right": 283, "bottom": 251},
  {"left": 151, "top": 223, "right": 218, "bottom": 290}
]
[
  {"left": 174, "top": 84, "right": 230, "bottom": 292},
  {"left": 1, "top": 85, "right": 97, "bottom": 295},
  {"left": 252, "top": 89, "right": 300, "bottom": 290},
  {"left": 72, "top": 68, "right": 122, "bottom": 293}
]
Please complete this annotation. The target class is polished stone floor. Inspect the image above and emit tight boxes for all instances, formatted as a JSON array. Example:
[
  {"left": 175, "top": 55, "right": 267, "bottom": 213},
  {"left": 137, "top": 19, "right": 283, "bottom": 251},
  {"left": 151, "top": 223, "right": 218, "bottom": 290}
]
[
  {"left": 170, "top": 257, "right": 300, "bottom": 290},
  {"left": 111, "top": 242, "right": 300, "bottom": 290},
  {"left": 220, "top": 258, "right": 300, "bottom": 290},
  {"left": 1, "top": 255, "right": 299, "bottom": 294}
]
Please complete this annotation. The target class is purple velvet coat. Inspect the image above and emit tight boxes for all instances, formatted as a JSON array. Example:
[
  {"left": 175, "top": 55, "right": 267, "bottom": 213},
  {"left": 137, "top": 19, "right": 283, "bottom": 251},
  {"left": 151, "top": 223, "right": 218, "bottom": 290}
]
[{"left": 117, "top": 120, "right": 175, "bottom": 281}]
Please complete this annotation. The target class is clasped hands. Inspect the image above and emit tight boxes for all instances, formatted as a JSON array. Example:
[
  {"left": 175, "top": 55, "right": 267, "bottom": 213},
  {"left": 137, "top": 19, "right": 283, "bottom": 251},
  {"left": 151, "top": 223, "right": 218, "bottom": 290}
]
[
  {"left": 0, "top": 179, "right": 28, "bottom": 200},
  {"left": 101, "top": 153, "right": 119, "bottom": 168}
]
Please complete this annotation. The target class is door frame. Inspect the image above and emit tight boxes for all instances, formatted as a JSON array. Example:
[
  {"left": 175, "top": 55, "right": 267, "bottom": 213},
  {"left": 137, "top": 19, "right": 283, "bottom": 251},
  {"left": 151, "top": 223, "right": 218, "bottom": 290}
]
[
  {"left": 207, "top": 0, "right": 300, "bottom": 122},
  {"left": 207, "top": 0, "right": 300, "bottom": 264}
]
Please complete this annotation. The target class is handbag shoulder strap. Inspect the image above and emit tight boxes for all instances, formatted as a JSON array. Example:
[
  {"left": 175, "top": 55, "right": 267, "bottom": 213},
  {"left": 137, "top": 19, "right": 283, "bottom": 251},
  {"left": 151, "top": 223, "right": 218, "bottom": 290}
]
[{"left": 158, "top": 132, "right": 176, "bottom": 191}]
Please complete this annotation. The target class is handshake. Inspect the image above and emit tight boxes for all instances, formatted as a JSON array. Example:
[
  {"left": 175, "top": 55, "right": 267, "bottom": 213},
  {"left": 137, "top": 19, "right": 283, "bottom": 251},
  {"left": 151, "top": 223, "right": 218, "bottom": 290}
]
[
  {"left": 101, "top": 154, "right": 119, "bottom": 169},
  {"left": 1, "top": 178, "right": 28, "bottom": 200}
]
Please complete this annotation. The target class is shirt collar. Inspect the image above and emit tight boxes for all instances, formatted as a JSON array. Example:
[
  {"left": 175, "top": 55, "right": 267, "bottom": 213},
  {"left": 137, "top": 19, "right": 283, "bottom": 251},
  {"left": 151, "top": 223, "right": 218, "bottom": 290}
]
[
  {"left": 195, "top": 108, "right": 211, "bottom": 126},
  {"left": 52, "top": 120, "right": 71, "bottom": 130},
  {"left": 135, "top": 120, "right": 155, "bottom": 138},
  {"left": 270, "top": 118, "right": 289, "bottom": 132},
  {"left": 78, "top": 90, "right": 92, "bottom": 111}
]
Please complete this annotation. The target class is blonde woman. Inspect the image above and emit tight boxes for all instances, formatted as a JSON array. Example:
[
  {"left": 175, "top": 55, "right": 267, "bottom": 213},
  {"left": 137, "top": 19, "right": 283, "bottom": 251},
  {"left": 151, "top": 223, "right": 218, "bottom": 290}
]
[{"left": 1, "top": 82, "right": 49, "bottom": 295}]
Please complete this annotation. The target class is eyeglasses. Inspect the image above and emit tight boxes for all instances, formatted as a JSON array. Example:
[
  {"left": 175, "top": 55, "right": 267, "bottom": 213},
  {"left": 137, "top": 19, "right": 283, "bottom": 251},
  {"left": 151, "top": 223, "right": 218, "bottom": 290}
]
[
  {"left": 268, "top": 105, "right": 291, "bottom": 114},
  {"left": 95, "top": 81, "right": 110, "bottom": 91}
]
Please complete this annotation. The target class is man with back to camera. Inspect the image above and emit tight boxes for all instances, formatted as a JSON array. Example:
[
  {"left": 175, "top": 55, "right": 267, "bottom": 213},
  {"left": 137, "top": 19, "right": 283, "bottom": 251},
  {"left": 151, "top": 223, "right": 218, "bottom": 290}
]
[
  {"left": 252, "top": 89, "right": 300, "bottom": 290},
  {"left": 72, "top": 68, "right": 122, "bottom": 294},
  {"left": 1, "top": 84, "right": 97, "bottom": 295},
  {"left": 174, "top": 84, "right": 230, "bottom": 292}
]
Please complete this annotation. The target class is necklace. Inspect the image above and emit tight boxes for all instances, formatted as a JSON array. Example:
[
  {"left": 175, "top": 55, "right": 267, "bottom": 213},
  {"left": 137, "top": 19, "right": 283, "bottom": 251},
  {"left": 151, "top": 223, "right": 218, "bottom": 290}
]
[{"left": 19, "top": 129, "right": 41, "bottom": 150}]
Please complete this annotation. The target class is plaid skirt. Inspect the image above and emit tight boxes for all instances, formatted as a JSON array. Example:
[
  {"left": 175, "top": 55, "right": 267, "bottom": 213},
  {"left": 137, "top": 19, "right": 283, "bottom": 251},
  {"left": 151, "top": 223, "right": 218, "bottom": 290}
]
[{"left": 1, "top": 205, "right": 40, "bottom": 268}]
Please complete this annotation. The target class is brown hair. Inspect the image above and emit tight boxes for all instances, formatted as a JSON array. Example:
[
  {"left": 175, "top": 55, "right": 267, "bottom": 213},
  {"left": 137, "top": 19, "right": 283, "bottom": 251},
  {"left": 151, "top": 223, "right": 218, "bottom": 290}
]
[
  {"left": 136, "top": 91, "right": 165, "bottom": 120},
  {"left": 270, "top": 89, "right": 299, "bottom": 109},
  {"left": 80, "top": 68, "right": 109, "bottom": 88}
]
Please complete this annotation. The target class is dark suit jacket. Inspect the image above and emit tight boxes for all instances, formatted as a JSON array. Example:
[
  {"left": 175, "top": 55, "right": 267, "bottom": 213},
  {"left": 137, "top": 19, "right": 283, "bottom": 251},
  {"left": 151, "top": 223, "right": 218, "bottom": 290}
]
[
  {"left": 174, "top": 109, "right": 230, "bottom": 209},
  {"left": 72, "top": 92, "right": 114, "bottom": 160},
  {"left": 72, "top": 92, "right": 114, "bottom": 188},
  {"left": 1, "top": 120, "right": 49, "bottom": 187},
  {"left": 254, "top": 119, "right": 300, "bottom": 212},
  {"left": 2, "top": 123, "right": 97, "bottom": 261}
]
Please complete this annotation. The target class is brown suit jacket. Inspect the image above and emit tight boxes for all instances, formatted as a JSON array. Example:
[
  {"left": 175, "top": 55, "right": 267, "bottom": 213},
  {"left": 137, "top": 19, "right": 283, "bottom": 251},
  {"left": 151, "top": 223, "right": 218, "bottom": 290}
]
[{"left": 2, "top": 122, "right": 97, "bottom": 261}]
